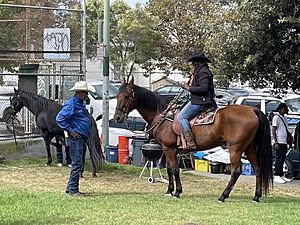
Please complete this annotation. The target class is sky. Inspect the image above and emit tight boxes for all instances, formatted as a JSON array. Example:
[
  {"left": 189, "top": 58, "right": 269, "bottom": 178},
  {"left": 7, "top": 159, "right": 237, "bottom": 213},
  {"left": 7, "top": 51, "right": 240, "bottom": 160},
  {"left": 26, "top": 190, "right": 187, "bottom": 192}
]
[{"left": 124, "top": 0, "right": 148, "bottom": 7}]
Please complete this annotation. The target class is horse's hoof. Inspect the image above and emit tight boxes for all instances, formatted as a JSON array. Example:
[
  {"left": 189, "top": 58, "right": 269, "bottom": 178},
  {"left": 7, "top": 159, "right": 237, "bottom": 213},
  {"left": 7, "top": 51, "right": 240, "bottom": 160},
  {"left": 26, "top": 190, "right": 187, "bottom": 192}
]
[
  {"left": 217, "top": 197, "right": 225, "bottom": 203},
  {"left": 92, "top": 173, "right": 97, "bottom": 178},
  {"left": 164, "top": 192, "right": 173, "bottom": 197},
  {"left": 45, "top": 163, "right": 51, "bottom": 167},
  {"left": 173, "top": 192, "right": 181, "bottom": 198}
]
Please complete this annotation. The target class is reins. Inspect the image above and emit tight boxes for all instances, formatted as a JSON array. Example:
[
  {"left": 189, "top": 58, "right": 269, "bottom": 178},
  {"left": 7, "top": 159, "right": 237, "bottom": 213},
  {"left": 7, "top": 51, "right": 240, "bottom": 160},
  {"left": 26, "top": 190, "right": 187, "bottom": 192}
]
[{"left": 145, "top": 89, "right": 186, "bottom": 135}]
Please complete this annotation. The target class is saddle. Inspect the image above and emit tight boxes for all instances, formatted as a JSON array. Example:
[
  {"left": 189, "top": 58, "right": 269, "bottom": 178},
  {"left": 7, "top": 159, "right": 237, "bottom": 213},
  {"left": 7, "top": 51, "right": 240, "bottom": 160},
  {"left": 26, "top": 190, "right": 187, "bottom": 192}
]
[
  {"left": 172, "top": 107, "right": 219, "bottom": 135},
  {"left": 170, "top": 107, "right": 220, "bottom": 150}
]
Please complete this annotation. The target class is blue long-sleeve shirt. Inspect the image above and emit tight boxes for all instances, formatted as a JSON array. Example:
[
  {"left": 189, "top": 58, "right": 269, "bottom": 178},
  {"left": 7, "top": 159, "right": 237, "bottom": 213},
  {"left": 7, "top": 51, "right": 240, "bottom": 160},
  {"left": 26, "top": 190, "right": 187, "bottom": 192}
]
[{"left": 56, "top": 96, "right": 90, "bottom": 138}]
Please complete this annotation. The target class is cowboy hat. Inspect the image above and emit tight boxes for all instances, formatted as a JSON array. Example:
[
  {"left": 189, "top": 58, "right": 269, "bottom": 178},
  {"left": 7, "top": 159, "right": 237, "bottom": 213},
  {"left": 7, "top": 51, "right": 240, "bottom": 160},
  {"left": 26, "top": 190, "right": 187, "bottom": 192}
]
[
  {"left": 70, "top": 81, "right": 96, "bottom": 93},
  {"left": 187, "top": 52, "right": 211, "bottom": 63}
]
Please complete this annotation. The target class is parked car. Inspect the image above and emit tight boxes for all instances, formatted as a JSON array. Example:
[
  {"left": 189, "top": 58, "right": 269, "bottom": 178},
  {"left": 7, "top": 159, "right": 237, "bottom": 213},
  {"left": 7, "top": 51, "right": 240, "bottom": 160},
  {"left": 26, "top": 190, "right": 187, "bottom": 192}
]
[
  {"left": 154, "top": 85, "right": 234, "bottom": 107},
  {"left": 86, "top": 80, "right": 119, "bottom": 121},
  {"left": 234, "top": 94, "right": 300, "bottom": 126}
]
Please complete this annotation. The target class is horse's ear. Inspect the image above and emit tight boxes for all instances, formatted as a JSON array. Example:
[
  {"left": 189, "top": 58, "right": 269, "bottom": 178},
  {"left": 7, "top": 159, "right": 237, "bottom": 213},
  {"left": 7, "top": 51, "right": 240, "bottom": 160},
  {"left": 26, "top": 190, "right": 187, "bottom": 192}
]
[
  {"left": 129, "top": 76, "right": 134, "bottom": 86},
  {"left": 14, "top": 88, "right": 19, "bottom": 94},
  {"left": 122, "top": 77, "right": 126, "bottom": 84}
]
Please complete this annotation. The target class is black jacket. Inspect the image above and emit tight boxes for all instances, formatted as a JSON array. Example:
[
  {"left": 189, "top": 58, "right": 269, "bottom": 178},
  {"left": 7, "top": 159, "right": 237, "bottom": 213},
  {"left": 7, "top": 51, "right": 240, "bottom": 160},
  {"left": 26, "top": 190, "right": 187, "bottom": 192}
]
[{"left": 189, "top": 63, "right": 216, "bottom": 107}]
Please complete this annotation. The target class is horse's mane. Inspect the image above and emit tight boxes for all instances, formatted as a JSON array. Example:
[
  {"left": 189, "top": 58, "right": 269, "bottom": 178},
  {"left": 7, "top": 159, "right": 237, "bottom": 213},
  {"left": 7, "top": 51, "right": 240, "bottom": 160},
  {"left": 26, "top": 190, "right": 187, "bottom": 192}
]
[
  {"left": 132, "top": 85, "right": 169, "bottom": 113},
  {"left": 19, "top": 89, "right": 61, "bottom": 112}
]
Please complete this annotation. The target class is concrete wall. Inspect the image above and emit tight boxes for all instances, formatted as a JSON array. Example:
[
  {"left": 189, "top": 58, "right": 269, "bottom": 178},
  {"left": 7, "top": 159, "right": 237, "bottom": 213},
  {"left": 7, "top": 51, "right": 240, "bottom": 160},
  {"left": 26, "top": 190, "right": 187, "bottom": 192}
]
[{"left": 0, "top": 138, "right": 57, "bottom": 160}]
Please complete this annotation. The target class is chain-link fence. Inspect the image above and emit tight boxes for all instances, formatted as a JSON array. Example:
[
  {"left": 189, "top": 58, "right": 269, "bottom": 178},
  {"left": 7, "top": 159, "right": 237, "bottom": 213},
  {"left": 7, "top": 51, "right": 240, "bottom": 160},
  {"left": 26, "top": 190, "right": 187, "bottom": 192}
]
[{"left": 0, "top": 2, "right": 85, "bottom": 140}]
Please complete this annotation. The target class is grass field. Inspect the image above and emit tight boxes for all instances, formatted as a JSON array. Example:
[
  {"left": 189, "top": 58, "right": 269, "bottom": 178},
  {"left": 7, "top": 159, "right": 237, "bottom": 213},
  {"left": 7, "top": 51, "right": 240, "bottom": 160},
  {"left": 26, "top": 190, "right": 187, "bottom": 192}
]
[{"left": 0, "top": 158, "right": 299, "bottom": 225}]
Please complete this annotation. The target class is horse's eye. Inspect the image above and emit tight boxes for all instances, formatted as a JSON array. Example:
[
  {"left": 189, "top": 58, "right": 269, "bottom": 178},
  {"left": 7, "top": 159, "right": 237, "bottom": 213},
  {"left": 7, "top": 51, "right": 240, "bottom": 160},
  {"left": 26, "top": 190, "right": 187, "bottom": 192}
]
[{"left": 125, "top": 96, "right": 129, "bottom": 99}]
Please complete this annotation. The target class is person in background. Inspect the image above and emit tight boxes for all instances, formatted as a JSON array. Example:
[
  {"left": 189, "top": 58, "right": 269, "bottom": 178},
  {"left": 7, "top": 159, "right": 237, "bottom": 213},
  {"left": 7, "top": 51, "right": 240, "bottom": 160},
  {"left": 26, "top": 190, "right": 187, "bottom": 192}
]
[
  {"left": 178, "top": 52, "right": 217, "bottom": 150},
  {"left": 55, "top": 143, "right": 71, "bottom": 168},
  {"left": 272, "top": 103, "right": 292, "bottom": 184},
  {"left": 56, "top": 81, "right": 95, "bottom": 197},
  {"left": 294, "top": 121, "right": 300, "bottom": 151}
]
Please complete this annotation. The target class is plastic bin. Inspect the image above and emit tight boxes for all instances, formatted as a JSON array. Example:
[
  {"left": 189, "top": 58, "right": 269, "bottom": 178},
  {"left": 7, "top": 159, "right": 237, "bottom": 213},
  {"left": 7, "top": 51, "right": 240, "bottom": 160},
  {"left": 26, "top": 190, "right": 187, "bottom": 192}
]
[
  {"left": 132, "top": 138, "right": 149, "bottom": 166},
  {"left": 242, "top": 163, "right": 255, "bottom": 175},
  {"left": 107, "top": 146, "right": 118, "bottom": 163},
  {"left": 209, "top": 161, "right": 222, "bottom": 174},
  {"left": 194, "top": 159, "right": 210, "bottom": 172}
]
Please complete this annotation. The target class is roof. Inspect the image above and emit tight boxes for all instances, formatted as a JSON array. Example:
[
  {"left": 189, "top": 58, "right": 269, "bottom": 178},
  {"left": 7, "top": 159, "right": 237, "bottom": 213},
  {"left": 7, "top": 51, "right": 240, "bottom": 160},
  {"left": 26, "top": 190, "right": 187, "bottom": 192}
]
[{"left": 151, "top": 76, "right": 179, "bottom": 85}]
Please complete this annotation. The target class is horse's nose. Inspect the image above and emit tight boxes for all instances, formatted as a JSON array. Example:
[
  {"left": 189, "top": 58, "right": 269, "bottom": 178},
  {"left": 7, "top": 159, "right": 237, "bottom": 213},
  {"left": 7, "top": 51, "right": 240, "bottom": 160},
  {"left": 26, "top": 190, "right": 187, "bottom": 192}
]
[{"left": 114, "top": 114, "right": 121, "bottom": 122}]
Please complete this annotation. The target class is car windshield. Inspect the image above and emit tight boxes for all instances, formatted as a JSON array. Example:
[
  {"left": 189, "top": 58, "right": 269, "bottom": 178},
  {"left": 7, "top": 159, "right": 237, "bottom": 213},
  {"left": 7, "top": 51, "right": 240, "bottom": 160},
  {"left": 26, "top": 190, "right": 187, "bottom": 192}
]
[
  {"left": 285, "top": 98, "right": 300, "bottom": 113},
  {"left": 90, "top": 84, "right": 119, "bottom": 100}
]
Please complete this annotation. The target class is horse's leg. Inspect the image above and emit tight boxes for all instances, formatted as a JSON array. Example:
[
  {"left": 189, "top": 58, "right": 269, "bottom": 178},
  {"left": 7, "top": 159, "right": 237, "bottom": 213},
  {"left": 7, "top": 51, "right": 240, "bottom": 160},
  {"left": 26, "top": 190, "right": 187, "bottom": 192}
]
[
  {"left": 164, "top": 148, "right": 182, "bottom": 198},
  {"left": 218, "top": 148, "right": 243, "bottom": 202},
  {"left": 80, "top": 144, "right": 87, "bottom": 178},
  {"left": 65, "top": 145, "right": 72, "bottom": 167},
  {"left": 164, "top": 150, "right": 175, "bottom": 196},
  {"left": 44, "top": 138, "right": 52, "bottom": 166},
  {"left": 245, "top": 145, "right": 262, "bottom": 202}
]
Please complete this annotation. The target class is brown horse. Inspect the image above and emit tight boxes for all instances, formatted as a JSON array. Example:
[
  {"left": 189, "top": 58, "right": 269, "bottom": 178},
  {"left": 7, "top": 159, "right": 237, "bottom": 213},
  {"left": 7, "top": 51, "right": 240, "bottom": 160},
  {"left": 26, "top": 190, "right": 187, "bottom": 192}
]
[{"left": 114, "top": 78, "right": 273, "bottom": 202}]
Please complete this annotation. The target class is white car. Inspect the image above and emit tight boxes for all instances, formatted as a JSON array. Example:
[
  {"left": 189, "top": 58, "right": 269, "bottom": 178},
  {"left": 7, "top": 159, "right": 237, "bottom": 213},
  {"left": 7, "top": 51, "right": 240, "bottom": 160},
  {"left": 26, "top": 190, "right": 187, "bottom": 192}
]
[
  {"left": 86, "top": 80, "right": 119, "bottom": 121},
  {"left": 234, "top": 95, "right": 300, "bottom": 131}
]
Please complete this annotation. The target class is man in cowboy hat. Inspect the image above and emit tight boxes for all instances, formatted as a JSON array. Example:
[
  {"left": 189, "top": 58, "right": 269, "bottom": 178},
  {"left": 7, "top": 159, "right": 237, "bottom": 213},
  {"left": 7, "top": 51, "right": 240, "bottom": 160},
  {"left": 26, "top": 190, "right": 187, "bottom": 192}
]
[
  {"left": 56, "top": 81, "right": 95, "bottom": 197},
  {"left": 178, "top": 52, "right": 216, "bottom": 150}
]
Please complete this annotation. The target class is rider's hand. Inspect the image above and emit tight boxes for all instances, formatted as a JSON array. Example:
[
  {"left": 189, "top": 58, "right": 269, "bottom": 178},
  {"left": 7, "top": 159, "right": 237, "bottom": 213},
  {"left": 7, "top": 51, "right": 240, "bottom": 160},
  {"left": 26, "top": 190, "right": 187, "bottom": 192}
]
[
  {"left": 274, "top": 143, "right": 279, "bottom": 150},
  {"left": 182, "top": 83, "right": 189, "bottom": 90}
]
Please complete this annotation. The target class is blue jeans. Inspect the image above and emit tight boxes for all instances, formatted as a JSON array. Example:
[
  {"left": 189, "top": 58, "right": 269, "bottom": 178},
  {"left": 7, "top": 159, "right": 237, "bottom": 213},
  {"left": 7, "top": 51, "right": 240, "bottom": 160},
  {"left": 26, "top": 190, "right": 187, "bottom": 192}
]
[
  {"left": 67, "top": 137, "right": 87, "bottom": 194},
  {"left": 274, "top": 144, "right": 287, "bottom": 176},
  {"left": 178, "top": 102, "right": 203, "bottom": 135},
  {"left": 56, "top": 145, "right": 71, "bottom": 165}
]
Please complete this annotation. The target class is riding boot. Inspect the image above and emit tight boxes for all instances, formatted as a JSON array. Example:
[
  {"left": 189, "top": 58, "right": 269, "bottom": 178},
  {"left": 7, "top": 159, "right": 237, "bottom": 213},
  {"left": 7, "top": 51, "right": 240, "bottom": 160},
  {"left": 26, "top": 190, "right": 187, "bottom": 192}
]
[{"left": 184, "top": 131, "right": 197, "bottom": 150}]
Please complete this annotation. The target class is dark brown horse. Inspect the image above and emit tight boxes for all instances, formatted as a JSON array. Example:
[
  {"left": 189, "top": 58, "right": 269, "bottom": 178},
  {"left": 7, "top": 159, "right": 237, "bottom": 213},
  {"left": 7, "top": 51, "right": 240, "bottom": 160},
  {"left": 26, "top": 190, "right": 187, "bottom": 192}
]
[{"left": 114, "top": 78, "right": 273, "bottom": 202}]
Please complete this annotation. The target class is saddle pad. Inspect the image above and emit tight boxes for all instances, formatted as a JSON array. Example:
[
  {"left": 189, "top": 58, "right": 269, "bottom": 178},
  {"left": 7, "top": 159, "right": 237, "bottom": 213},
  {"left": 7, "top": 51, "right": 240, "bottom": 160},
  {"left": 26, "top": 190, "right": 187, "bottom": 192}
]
[
  {"left": 172, "top": 108, "right": 220, "bottom": 135},
  {"left": 194, "top": 108, "right": 220, "bottom": 125}
]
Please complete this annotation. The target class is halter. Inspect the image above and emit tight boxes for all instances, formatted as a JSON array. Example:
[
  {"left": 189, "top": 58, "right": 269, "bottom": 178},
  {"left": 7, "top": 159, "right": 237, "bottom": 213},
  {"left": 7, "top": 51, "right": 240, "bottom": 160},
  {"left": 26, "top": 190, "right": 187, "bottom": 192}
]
[{"left": 116, "top": 87, "right": 135, "bottom": 117}]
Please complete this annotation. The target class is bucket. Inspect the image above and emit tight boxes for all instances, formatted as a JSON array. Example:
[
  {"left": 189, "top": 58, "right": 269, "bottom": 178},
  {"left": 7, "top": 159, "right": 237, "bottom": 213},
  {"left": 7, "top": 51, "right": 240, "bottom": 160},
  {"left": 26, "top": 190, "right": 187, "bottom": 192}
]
[
  {"left": 107, "top": 146, "right": 118, "bottom": 163},
  {"left": 209, "top": 161, "right": 221, "bottom": 174},
  {"left": 118, "top": 136, "right": 129, "bottom": 149},
  {"left": 118, "top": 148, "right": 129, "bottom": 164}
]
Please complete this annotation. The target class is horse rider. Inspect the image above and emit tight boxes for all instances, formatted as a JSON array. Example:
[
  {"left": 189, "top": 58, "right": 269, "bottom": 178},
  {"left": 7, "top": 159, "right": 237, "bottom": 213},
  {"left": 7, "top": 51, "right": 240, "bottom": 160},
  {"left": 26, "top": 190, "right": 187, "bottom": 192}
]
[{"left": 178, "top": 52, "right": 217, "bottom": 150}]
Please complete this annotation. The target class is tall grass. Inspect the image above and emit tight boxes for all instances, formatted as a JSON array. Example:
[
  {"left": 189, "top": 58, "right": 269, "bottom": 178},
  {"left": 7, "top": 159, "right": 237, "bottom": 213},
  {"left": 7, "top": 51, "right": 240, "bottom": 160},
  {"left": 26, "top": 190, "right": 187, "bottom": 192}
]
[{"left": 0, "top": 158, "right": 299, "bottom": 225}]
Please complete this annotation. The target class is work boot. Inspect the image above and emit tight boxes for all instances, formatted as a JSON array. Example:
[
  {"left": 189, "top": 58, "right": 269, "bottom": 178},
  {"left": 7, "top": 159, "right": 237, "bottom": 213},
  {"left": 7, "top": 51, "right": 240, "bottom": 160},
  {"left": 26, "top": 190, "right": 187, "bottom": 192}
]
[{"left": 184, "top": 131, "right": 197, "bottom": 150}]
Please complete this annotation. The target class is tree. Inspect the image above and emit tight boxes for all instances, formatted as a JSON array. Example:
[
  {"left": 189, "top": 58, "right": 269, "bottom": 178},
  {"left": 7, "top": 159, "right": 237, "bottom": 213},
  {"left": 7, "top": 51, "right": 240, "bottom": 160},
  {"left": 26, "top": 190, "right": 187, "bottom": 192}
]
[
  {"left": 215, "top": 0, "right": 300, "bottom": 89},
  {"left": 145, "top": 0, "right": 228, "bottom": 74}
]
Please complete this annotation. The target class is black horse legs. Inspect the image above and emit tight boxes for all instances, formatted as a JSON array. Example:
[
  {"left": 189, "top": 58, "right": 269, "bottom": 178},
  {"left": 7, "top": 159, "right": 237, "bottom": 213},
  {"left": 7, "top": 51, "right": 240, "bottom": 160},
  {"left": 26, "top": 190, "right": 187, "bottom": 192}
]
[
  {"left": 44, "top": 139, "right": 52, "bottom": 166},
  {"left": 218, "top": 167, "right": 242, "bottom": 202},
  {"left": 173, "top": 168, "right": 182, "bottom": 198},
  {"left": 165, "top": 168, "right": 174, "bottom": 196}
]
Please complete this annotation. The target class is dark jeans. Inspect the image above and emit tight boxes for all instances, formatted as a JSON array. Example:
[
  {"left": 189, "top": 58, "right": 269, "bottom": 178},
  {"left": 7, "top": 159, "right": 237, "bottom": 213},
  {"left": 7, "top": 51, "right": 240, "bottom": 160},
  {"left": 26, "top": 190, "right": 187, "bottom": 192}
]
[
  {"left": 274, "top": 143, "right": 287, "bottom": 177},
  {"left": 56, "top": 145, "right": 71, "bottom": 165},
  {"left": 67, "top": 137, "right": 87, "bottom": 194}
]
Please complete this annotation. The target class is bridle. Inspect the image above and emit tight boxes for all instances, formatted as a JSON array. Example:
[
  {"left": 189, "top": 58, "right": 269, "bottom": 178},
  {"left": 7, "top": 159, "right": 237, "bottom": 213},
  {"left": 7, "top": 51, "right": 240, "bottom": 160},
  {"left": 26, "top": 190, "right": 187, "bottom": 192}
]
[{"left": 116, "top": 87, "right": 135, "bottom": 118}]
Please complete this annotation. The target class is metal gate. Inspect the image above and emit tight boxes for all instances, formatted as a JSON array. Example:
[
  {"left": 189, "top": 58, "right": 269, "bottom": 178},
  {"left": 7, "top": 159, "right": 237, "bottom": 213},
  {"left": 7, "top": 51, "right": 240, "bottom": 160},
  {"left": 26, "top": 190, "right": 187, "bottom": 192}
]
[{"left": 0, "top": 2, "right": 86, "bottom": 140}]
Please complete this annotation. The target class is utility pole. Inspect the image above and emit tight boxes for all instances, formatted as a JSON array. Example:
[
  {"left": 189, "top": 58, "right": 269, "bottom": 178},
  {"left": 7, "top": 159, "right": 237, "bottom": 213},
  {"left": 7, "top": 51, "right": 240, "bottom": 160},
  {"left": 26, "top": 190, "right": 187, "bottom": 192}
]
[{"left": 102, "top": 0, "right": 110, "bottom": 159}]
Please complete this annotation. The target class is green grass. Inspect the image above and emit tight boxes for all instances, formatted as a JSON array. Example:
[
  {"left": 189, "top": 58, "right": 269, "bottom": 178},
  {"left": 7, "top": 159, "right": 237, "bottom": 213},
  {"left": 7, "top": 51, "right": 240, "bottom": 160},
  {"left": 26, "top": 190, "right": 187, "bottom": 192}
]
[{"left": 0, "top": 158, "right": 299, "bottom": 225}]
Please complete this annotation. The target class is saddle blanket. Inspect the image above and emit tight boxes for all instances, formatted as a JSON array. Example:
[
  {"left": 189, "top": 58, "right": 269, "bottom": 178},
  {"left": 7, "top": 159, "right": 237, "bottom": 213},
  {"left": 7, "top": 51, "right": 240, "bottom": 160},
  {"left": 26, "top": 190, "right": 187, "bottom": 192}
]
[{"left": 172, "top": 108, "right": 220, "bottom": 135}]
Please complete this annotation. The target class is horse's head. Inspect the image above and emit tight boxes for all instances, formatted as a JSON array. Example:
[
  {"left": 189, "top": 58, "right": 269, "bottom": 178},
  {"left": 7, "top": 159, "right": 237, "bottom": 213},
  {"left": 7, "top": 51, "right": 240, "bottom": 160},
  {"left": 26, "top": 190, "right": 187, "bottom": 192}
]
[
  {"left": 114, "top": 77, "right": 136, "bottom": 123},
  {"left": 10, "top": 88, "right": 24, "bottom": 114}
]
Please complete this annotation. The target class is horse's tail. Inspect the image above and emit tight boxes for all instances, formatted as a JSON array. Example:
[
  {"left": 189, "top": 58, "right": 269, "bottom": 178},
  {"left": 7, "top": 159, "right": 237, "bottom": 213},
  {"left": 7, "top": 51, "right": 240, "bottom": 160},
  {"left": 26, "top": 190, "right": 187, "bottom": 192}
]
[
  {"left": 254, "top": 109, "right": 273, "bottom": 195},
  {"left": 87, "top": 114, "right": 104, "bottom": 175}
]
